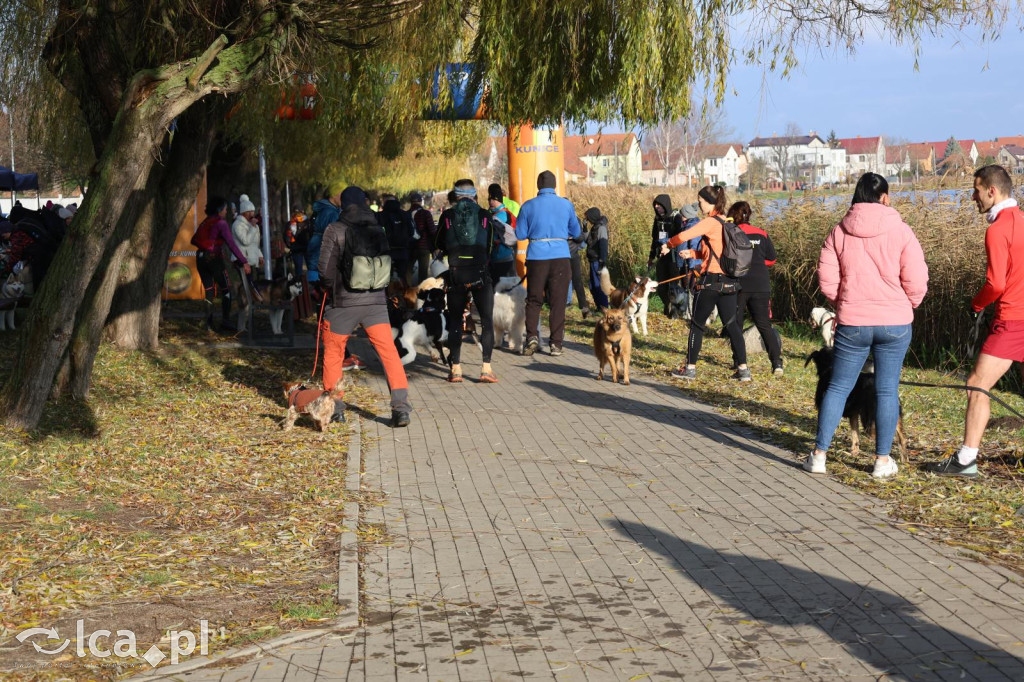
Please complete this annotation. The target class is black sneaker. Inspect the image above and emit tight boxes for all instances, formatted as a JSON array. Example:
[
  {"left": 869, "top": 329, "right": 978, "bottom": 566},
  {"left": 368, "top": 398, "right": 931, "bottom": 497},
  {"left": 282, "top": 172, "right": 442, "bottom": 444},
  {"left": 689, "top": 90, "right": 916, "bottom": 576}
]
[
  {"left": 523, "top": 337, "right": 540, "bottom": 356},
  {"left": 581, "top": 309, "right": 591, "bottom": 320},
  {"left": 549, "top": 345, "right": 563, "bottom": 357},
  {"left": 330, "top": 411, "right": 346, "bottom": 424},
  {"left": 922, "top": 455, "right": 978, "bottom": 478},
  {"left": 391, "top": 411, "right": 411, "bottom": 428}
]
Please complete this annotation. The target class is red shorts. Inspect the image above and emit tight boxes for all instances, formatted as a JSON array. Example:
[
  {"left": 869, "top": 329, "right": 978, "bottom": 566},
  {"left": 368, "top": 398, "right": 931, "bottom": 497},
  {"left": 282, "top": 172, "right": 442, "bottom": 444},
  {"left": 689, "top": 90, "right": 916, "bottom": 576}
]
[{"left": 981, "top": 319, "right": 1024, "bottom": 362}]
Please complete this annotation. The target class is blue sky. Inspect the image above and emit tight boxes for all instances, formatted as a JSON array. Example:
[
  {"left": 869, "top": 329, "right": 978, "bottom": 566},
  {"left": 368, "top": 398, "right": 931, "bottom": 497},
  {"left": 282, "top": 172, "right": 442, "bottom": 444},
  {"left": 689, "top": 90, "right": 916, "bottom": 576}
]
[
  {"left": 723, "top": 30, "right": 1023, "bottom": 144},
  {"left": 586, "top": 30, "right": 1022, "bottom": 145}
]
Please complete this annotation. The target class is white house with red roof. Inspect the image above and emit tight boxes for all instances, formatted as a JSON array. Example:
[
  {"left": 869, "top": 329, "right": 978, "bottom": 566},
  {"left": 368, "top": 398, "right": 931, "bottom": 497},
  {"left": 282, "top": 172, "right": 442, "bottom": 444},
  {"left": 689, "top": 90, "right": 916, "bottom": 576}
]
[
  {"left": 837, "top": 136, "right": 885, "bottom": 177},
  {"left": 563, "top": 133, "right": 643, "bottom": 185}
]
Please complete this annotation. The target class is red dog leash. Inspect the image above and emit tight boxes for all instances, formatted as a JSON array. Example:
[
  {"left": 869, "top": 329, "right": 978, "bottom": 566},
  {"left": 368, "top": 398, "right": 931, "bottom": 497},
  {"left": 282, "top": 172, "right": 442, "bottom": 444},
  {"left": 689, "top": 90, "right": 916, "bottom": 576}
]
[{"left": 310, "top": 291, "right": 328, "bottom": 381}]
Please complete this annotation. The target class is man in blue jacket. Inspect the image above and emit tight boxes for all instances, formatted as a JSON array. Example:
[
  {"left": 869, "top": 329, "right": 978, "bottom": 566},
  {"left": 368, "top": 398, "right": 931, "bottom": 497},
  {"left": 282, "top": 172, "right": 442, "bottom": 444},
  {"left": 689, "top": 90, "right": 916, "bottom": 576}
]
[
  {"left": 306, "top": 184, "right": 343, "bottom": 287},
  {"left": 515, "top": 170, "right": 581, "bottom": 356}
]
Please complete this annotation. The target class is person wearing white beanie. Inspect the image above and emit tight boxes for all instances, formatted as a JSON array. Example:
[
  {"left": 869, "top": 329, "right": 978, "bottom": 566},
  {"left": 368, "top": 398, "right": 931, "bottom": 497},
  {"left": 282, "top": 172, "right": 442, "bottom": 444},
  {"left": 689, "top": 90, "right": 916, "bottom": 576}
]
[{"left": 231, "top": 194, "right": 262, "bottom": 267}]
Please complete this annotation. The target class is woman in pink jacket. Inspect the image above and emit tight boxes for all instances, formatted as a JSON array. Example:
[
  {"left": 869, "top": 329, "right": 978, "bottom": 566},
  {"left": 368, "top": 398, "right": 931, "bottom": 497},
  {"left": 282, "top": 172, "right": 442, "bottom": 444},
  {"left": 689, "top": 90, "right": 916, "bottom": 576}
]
[{"left": 805, "top": 173, "right": 928, "bottom": 479}]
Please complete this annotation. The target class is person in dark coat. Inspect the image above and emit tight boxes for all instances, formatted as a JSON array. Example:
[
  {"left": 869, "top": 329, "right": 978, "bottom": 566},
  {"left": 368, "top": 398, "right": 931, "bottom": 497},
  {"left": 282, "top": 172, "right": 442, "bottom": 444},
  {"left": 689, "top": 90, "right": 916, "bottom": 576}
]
[
  {"left": 729, "top": 201, "right": 784, "bottom": 375},
  {"left": 647, "top": 194, "right": 683, "bottom": 317},
  {"left": 583, "top": 207, "right": 609, "bottom": 312}
]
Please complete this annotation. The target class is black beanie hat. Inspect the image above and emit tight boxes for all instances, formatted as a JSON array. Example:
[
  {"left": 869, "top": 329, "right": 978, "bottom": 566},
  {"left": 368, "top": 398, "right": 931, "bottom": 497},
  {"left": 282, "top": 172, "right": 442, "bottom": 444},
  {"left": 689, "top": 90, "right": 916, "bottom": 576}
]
[
  {"left": 340, "top": 186, "right": 367, "bottom": 209},
  {"left": 537, "top": 170, "right": 557, "bottom": 190},
  {"left": 584, "top": 207, "right": 602, "bottom": 224}
]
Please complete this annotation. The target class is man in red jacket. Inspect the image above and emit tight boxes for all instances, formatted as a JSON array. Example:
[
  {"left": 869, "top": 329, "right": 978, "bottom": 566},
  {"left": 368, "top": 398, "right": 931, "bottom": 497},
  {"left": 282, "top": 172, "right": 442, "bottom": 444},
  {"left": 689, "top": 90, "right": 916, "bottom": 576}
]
[{"left": 925, "top": 165, "right": 1024, "bottom": 477}]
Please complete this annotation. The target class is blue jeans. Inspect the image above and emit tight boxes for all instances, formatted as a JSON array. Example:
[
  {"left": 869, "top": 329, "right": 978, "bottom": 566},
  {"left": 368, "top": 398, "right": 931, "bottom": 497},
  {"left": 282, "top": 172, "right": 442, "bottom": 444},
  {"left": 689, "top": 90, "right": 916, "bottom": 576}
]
[{"left": 815, "top": 324, "right": 912, "bottom": 456}]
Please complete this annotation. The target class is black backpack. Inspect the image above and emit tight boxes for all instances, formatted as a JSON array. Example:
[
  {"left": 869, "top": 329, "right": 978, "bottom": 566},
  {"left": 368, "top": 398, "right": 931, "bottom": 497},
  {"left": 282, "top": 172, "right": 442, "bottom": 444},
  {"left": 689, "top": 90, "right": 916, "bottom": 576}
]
[
  {"left": 445, "top": 200, "right": 490, "bottom": 271},
  {"left": 705, "top": 217, "right": 754, "bottom": 279},
  {"left": 381, "top": 209, "right": 412, "bottom": 251},
  {"left": 341, "top": 222, "right": 392, "bottom": 292}
]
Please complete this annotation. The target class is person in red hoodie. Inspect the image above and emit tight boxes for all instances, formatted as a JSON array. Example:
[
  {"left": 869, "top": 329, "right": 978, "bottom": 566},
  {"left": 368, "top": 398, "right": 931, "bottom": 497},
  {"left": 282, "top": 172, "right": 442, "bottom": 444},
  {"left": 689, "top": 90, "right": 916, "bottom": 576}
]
[
  {"left": 924, "top": 165, "right": 1024, "bottom": 477},
  {"left": 806, "top": 173, "right": 928, "bottom": 480}
]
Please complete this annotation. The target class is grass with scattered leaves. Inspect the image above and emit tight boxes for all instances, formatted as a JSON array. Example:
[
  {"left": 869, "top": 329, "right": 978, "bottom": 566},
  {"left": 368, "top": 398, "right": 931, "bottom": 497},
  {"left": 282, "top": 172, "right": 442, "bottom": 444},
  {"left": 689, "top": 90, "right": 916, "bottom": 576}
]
[{"left": 0, "top": 319, "right": 363, "bottom": 677}]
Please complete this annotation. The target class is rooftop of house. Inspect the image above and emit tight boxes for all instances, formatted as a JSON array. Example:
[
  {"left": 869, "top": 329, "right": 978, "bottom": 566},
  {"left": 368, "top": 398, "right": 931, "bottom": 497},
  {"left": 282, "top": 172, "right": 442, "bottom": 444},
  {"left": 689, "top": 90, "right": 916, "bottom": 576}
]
[
  {"left": 837, "top": 136, "right": 882, "bottom": 155},
  {"left": 748, "top": 134, "right": 823, "bottom": 148}
]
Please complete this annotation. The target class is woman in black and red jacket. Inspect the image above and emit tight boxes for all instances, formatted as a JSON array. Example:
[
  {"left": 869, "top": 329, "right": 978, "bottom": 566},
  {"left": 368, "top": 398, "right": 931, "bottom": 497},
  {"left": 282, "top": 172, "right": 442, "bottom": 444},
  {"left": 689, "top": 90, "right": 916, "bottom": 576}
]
[{"left": 728, "top": 201, "right": 784, "bottom": 375}]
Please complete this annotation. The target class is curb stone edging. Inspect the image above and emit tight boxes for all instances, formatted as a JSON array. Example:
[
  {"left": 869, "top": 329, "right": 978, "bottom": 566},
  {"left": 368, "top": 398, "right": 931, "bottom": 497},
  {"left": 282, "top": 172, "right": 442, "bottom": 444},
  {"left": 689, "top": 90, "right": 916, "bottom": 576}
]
[{"left": 129, "top": 414, "right": 363, "bottom": 680}]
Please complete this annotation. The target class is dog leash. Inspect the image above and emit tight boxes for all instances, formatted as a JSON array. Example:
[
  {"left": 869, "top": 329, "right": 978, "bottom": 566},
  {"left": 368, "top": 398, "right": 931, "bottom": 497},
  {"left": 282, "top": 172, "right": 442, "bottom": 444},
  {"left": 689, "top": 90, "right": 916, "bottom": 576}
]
[
  {"left": 899, "top": 380, "right": 1024, "bottom": 420},
  {"left": 309, "top": 291, "right": 328, "bottom": 381}
]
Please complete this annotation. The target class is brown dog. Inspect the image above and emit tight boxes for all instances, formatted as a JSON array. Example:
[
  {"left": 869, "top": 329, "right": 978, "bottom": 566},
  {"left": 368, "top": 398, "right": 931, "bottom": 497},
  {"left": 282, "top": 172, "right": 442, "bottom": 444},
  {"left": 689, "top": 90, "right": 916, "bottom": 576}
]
[
  {"left": 594, "top": 308, "right": 632, "bottom": 385},
  {"left": 281, "top": 381, "right": 336, "bottom": 431}
]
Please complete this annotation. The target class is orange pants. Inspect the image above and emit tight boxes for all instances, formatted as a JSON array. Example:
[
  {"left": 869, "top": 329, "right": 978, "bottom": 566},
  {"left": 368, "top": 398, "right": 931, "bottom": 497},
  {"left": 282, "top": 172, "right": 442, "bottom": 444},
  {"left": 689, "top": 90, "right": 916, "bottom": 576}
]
[{"left": 323, "top": 321, "right": 410, "bottom": 408}]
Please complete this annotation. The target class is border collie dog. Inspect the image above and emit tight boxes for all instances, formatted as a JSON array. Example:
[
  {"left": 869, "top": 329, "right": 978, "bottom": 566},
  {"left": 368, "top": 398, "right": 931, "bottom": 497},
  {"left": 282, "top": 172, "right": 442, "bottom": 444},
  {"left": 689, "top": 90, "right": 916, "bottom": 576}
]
[{"left": 805, "top": 347, "right": 907, "bottom": 460}]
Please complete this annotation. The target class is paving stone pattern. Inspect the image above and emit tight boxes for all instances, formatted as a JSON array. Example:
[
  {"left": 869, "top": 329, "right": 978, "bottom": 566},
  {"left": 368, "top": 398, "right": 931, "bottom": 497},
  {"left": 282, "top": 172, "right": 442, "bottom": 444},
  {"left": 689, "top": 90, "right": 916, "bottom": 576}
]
[{"left": 183, "top": 337, "right": 1024, "bottom": 681}]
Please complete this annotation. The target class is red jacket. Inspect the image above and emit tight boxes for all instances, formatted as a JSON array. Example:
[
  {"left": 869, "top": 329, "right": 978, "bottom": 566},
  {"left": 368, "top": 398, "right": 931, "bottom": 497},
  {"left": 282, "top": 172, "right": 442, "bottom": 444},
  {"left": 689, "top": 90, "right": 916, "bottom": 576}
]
[{"left": 973, "top": 205, "right": 1024, "bottom": 321}]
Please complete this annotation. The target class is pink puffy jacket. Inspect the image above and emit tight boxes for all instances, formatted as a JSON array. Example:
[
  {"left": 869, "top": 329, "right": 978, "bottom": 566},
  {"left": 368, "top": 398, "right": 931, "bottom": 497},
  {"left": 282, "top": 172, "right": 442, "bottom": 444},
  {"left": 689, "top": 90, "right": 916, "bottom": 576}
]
[{"left": 817, "top": 202, "right": 929, "bottom": 326}]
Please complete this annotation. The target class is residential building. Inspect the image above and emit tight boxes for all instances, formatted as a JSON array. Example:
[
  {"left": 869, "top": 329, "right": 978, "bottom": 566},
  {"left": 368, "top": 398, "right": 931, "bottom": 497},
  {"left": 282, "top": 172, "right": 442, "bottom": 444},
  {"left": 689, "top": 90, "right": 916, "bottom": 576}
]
[
  {"left": 994, "top": 136, "right": 1024, "bottom": 149},
  {"left": 997, "top": 145, "right": 1024, "bottom": 175},
  {"left": 747, "top": 134, "right": 846, "bottom": 187},
  {"left": 885, "top": 146, "right": 911, "bottom": 179},
  {"left": 696, "top": 144, "right": 745, "bottom": 188},
  {"left": 975, "top": 141, "right": 1003, "bottom": 164},
  {"left": 563, "top": 133, "right": 642, "bottom": 185},
  {"left": 838, "top": 136, "right": 885, "bottom": 177},
  {"left": 905, "top": 143, "right": 935, "bottom": 174},
  {"left": 928, "top": 139, "right": 979, "bottom": 170},
  {"left": 640, "top": 150, "right": 681, "bottom": 186}
]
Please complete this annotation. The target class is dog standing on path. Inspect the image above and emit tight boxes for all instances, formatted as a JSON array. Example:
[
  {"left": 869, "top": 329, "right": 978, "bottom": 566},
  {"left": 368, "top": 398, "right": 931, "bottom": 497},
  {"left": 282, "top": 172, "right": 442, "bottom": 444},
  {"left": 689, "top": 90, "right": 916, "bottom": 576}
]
[
  {"left": 599, "top": 268, "right": 658, "bottom": 336},
  {"left": 594, "top": 308, "right": 632, "bottom": 385}
]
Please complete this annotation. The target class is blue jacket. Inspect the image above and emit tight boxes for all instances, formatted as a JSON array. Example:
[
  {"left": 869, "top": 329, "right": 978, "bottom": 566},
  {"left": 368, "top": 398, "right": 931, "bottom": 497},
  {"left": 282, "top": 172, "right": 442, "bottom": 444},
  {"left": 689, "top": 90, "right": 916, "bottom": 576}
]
[
  {"left": 515, "top": 189, "right": 581, "bottom": 261},
  {"left": 306, "top": 198, "right": 341, "bottom": 282},
  {"left": 675, "top": 217, "right": 703, "bottom": 271},
  {"left": 490, "top": 205, "right": 515, "bottom": 263}
]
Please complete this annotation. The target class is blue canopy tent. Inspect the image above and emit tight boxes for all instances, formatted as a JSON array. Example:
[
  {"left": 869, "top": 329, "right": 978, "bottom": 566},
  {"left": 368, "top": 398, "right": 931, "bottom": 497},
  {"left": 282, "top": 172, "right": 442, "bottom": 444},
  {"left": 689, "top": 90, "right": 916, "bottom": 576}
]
[{"left": 0, "top": 165, "right": 39, "bottom": 191}]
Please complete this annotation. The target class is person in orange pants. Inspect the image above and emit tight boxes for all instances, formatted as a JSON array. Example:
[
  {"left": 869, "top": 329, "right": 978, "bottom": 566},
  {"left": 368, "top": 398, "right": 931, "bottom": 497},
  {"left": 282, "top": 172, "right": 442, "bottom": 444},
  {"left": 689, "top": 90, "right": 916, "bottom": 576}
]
[{"left": 318, "top": 186, "right": 412, "bottom": 427}]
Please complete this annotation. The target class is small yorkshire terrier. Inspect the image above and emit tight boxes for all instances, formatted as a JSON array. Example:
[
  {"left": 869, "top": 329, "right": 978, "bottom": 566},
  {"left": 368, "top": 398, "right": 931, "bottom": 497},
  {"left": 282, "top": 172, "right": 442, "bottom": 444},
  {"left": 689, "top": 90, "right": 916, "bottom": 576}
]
[{"left": 281, "top": 381, "right": 335, "bottom": 431}]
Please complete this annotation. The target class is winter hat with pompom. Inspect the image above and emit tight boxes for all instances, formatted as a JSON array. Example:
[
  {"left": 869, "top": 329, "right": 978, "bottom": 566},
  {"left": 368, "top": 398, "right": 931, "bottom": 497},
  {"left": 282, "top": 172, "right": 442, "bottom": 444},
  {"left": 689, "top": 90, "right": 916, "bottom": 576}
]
[{"left": 239, "top": 194, "right": 256, "bottom": 214}]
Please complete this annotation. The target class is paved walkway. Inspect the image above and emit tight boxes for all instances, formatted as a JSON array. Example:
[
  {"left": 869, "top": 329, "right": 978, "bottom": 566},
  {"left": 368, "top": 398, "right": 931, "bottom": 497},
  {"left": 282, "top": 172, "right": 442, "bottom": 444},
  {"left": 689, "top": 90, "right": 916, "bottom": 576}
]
[{"left": 180, "top": 336, "right": 1024, "bottom": 681}]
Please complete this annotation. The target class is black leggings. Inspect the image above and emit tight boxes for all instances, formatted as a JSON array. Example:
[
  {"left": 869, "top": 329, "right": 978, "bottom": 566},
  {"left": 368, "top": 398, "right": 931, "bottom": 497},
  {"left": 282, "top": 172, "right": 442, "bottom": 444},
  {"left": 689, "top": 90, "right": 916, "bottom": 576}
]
[
  {"left": 737, "top": 290, "right": 782, "bottom": 368},
  {"left": 196, "top": 251, "right": 232, "bottom": 322},
  {"left": 686, "top": 283, "right": 746, "bottom": 367},
  {"left": 446, "top": 277, "right": 495, "bottom": 364}
]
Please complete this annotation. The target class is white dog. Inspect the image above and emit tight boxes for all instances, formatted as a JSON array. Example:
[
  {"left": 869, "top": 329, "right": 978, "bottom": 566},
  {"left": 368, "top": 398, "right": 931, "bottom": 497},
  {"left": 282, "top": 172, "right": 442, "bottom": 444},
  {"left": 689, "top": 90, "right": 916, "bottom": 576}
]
[
  {"left": 492, "top": 276, "right": 528, "bottom": 350},
  {"left": 0, "top": 273, "right": 25, "bottom": 331},
  {"left": 810, "top": 307, "right": 837, "bottom": 348},
  {"left": 599, "top": 269, "right": 659, "bottom": 336}
]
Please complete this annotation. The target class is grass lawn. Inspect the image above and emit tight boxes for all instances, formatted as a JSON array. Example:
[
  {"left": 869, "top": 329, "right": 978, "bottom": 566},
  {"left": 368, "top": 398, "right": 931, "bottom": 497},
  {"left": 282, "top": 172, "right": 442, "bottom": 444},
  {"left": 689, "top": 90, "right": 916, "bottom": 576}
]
[
  {"left": 563, "top": 305, "right": 1024, "bottom": 574},
  {"left": 0, "top": 318, "right": 377, "bottom": 677}
]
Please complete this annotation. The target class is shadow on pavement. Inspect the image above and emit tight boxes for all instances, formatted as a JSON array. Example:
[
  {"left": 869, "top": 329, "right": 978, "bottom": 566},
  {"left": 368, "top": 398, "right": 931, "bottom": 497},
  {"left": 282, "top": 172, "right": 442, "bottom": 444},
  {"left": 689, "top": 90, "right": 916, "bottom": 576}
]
[{"left": 612, "top": 519, "right": 1024, "bottom": 680}]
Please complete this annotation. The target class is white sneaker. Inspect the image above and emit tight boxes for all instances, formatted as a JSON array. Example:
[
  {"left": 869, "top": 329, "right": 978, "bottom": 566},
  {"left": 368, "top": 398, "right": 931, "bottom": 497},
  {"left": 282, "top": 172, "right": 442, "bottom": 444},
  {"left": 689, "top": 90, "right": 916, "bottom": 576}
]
[
  {"left": 871, "top": 456, "right": 898, "bottom": 479},
  {"left": 803, "top": 452, "right": 826, "bottom": 474}
]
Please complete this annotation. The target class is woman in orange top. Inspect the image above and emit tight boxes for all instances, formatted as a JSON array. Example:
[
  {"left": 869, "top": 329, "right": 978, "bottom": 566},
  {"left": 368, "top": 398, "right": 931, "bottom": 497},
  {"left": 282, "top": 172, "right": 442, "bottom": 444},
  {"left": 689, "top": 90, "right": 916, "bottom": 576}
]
[{"left": 660, "top": 185, "right": 750, "bottom": 381}]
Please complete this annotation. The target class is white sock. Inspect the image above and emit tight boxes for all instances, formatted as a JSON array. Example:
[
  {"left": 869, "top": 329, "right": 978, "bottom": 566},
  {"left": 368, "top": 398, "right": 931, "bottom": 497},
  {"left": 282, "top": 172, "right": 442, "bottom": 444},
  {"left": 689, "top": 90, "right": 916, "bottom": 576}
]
[{"left": 956, "top": 446, "right": 978, "bottom": 465}]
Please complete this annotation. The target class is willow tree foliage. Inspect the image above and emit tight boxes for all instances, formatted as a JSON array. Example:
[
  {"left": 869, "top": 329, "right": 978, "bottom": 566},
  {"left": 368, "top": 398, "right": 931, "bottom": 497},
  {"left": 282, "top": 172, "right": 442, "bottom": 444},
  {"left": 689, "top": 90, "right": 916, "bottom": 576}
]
[{"left": 1, "top": 0, "right": 1019, "bottom": 429}]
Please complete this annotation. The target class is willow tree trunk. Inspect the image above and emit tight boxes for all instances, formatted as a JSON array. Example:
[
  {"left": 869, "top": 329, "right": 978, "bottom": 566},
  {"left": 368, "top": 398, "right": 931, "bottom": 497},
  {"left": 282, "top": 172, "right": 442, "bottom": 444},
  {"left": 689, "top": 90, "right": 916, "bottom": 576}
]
[
  {"left": 104, "top": 102, "right": 221, "bottom": 352},
  {"left": 1, "top": 34, "right": 281, "bottom": 429}
]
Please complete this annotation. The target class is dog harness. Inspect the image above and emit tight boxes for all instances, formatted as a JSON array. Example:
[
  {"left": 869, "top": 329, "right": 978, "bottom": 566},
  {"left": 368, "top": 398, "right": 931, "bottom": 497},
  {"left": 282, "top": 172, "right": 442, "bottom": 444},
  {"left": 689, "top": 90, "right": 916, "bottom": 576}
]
[{"left": 288, "top": 385, "right": 328, "bottom": 411}]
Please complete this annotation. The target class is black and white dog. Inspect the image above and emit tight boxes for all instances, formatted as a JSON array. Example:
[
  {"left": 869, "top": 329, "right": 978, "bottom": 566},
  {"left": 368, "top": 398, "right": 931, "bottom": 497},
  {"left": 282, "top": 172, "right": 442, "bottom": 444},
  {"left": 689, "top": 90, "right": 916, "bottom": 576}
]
[
  {"left": 394, "top": 287, "right": 450, "bottom": 366},
  {"left": 805, "top": 347, "right": 907, "bottom": 460}
]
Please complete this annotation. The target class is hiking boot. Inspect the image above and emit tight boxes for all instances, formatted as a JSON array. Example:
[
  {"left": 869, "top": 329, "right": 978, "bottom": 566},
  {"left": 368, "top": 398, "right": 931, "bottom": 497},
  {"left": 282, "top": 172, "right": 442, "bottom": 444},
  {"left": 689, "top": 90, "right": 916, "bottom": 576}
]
[
  {"left": 803, "top": 451, "right": 826, "bottom": 474},
  {"left": 732, "top": 367, "right": 752, "bottom": 382},
  {"left": 922, "top": 455, "right": 979, "bottom": 478},
  {"left": 549, "top": 345, "right": 563, "bottom": 357},
  {"left": 671, "top": 366, "right": 696, "bottom": 380},
  {"left": 342, "top": 354, "right": 367, "bottom": 371},
  {"left": 523, "top": 337, "right": 540, "bottom": 356},
  {"left": 871, "top": 456, "right": 898, "bottom": 479},
  {"left": 391, "top": 410, "right": 411, "bottom": 428}
]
